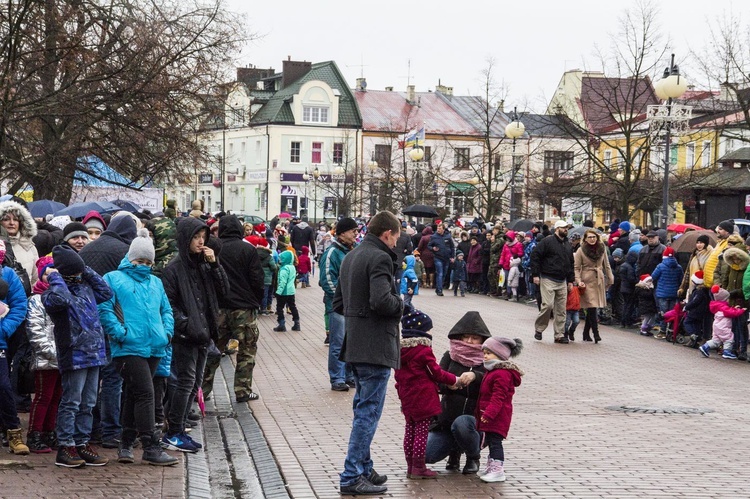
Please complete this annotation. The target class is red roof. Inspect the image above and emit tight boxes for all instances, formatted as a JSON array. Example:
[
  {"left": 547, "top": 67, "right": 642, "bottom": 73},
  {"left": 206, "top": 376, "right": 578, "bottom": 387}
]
[
  {"left": 355, "top": 90, "right": 479, "bottom": 136},
  {"left": 579, "top": 76, "right": 660, "bottom": 134}
]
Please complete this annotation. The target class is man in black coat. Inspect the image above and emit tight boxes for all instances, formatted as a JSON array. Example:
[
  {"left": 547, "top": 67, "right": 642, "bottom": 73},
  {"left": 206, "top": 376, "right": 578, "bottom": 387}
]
[
  {"left": 334, "top": 211, "right": 402, "bottom": 495},
  {"left": 289, "top": 218, "right": 316, "bottom": 255},
  {"left": 429, "top": 223, "right": 455, "bottom": 296},
  {"left": 394, "top": 222, "right": 413, "bottom": 285},
  {"left": 530, "top": 220, "right": 575, "bottom": 344},
  {"left": 201, "top": 215, "right": 264, "bottom": 403}
]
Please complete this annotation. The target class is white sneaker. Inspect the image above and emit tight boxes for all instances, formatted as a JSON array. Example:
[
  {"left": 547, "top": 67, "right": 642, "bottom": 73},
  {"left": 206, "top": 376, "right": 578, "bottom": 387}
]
[{"left": 480, "top": 458, "right": 506, "bottom": 483}]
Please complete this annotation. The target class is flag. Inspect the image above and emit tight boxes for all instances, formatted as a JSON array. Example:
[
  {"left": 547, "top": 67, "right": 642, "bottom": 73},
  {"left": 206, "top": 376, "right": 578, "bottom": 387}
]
[{"left": 403, "top": 127, "right": 425, "bottom": 149}]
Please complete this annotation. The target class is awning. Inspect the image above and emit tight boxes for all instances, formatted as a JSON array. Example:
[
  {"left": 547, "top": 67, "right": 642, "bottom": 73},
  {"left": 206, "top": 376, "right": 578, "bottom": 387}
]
[{"left": 446, "top": 182, "right": 476, "bottom": 193}]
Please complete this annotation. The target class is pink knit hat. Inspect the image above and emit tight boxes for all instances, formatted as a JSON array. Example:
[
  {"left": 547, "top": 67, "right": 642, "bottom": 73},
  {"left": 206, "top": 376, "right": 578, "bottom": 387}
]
[{"left": 482, "top": 336, "right": 523, "bottom": 361}]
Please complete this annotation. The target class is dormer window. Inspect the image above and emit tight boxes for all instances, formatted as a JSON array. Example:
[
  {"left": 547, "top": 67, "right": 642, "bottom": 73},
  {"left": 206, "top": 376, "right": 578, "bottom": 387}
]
[{"left": 303, "top": 106, "right": 329, "bottom": 124}]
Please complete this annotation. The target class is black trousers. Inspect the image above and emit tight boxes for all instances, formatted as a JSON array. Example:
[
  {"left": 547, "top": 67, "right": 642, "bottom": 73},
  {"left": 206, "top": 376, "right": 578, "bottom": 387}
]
[
  {"left": 113, "top": 356, "right": 160, "bottom": 442},
  {"left": 582, "top": 308, "right": 599, "bottom": 338},
  {"left": 276, "top": 295, "right": 299, "bottom": 324}
]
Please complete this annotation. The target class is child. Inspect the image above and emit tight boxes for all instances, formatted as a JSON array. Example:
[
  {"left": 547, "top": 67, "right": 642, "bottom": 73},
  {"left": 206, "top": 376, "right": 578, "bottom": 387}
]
[
  {"left": 682, "top": 271, "right": 710, "bottom": 347},
  {"left": 412, "top": 251, "right": 425, "bottom": 289},
  {"left": 476, "top": 336, "right": 524, "bottom": 483},
  {"left": 394, "top": 306, "right": 460, "bottom": 479},
  {"left": 256, "top": 239, "right": 277, "bottom": 315},
  {"left": 507, "top": 257, "right": 521, "bottom": 301},
  {"left": 651, "top": 247, "right": 683, "bottom": 339},
  {"left": 400, "top": 255, "right": 420, "bottom": 307},
  {"left": 564, "top": 283, "right": 580, "bottom": 342},
  {"left": 618, "top": 251, "right": 638, "bottom": 327},
  {"left": 43, "top": 245, "right": 113, "bottom": 467},
  {"left": 297, "top": 246, "right": 312, "bottom": 288},
  {"left": 452, "top": 251, "right": 467, "bottom": 297},
  {"left": 635, "top": 275, "right": 658, "bottom": 336},
  {"left": 273, "top": 250, "right": 300, "bottom": 332},
  {"left": 700, "top": 286, "right": 746, "bottom": 359}
]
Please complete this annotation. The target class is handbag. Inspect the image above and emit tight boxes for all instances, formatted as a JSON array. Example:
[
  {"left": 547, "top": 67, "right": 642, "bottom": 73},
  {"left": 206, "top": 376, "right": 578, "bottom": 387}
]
[{"left": 497, "top": 272, "right": 505, "bottom": 288}]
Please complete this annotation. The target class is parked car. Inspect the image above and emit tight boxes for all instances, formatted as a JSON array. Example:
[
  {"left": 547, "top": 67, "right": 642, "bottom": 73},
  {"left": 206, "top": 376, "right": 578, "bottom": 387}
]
[
  {"left": 733, "top": 219, "right": 750, "bottom": 238},
  {"left": 231, "top": 213, "right": 266, "bottom": 226}
]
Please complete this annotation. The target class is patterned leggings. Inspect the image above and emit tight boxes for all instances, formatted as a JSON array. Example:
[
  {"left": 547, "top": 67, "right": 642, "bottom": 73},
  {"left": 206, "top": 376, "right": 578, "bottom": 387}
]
[{"left": 403, "top": 417, "right": 431, "bottom": 459}]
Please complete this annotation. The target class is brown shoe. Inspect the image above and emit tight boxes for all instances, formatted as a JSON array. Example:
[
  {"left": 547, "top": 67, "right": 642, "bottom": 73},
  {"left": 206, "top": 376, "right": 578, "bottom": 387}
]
[
  {"left": 7, "top": 428, "right": 29, "bottom": 455},
  {"left": 77, "top": 443, "right": 108, "bottom": 466}
]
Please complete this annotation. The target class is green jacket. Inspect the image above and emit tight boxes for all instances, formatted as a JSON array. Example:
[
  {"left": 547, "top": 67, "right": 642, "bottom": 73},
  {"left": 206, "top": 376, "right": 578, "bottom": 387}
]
[
  {"left": 318, "top": 239, "right": 351, "bottom": 297},
  {"left": 257, "top": 245, "right": 277, "bottom": 286},
  {"left": 276, "top": 250, "right": 296, "bottom": 296}
]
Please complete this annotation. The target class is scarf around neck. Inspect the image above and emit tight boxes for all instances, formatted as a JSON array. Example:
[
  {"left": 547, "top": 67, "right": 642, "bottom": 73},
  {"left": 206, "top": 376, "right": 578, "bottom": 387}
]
[{"left": 449, "top": 339, "right": 484, "bottom": 367}]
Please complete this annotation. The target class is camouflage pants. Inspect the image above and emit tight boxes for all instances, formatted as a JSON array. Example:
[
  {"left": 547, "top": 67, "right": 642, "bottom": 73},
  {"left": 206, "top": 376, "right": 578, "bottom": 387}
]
[
  {"left": 202, "top": 309, "right": 260, "bottom": 399},
  {"left": 488, "top": 265, "right": 499, "bottom": 294}
]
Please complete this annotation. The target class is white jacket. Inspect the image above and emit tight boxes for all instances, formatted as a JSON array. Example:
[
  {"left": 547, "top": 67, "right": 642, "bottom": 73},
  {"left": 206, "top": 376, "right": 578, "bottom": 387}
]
[{"left": 26, "top": 294, "right": 58, "bottom": 371}]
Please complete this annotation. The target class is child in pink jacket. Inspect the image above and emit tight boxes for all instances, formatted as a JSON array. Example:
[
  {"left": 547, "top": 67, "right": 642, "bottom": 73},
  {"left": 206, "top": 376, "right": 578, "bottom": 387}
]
[{"left": 700, "top": 285, "right": 746, "bottom": 359}]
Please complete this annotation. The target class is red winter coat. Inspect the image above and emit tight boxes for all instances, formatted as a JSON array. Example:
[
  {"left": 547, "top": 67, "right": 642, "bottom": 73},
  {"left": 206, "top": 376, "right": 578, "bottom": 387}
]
[
  {"left": 395, "top": 339, "right": 458, "bottom": 422},
  {"left": 297, "top": 246, "right": 312, "bottom": 274},
  {"left": 475, "top": 366, "right": 522, "bottom": 438},
  {"left": 499, "top": 241, "right": 524, "bottom": 271},
  {"left": 466, "top": 242, "right": 483, "bottom": 274},
  {"left": 416, "top": 226, "right": 435, "bottom": 269}
]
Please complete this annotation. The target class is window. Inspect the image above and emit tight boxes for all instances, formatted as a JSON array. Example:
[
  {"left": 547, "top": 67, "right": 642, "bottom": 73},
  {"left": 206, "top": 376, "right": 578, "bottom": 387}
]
[
  {"left": 424, "top": 146, "right": 432, "bottom": 166},
  {"left": 290, "top": 141, "right": 301, "bottom": 163},
  {"left": 686, "top": 142, "right": 695, "bottom": 168},
  {"left": 454, "top": 148, "right": 470, "bottom": 169},
  {"left": 670, "top": 144, "right": 678, "bottom": 166},
  {"left": 603, "top": 150, "right": 612, "bottom": 170},
  {"left": 255, "top": 140, "right": 261, "bottom": 164},
  {"left": 303, "top": 106, "right": 329, "bottom": 124},
  {"left": 312, "top": 142, "right": 322, "bottom": 164},
  {"left": 702, "top": 141, "right": 712, "bottom": 168},
  {"left": 375, "top": 144, "right": 391, "bottom": 167},
  {"left": 544, "top": 151, "right": 574, "bottom": 172},
  {"left": 333, "top": 143, "right": 344, "bottom": 164}
]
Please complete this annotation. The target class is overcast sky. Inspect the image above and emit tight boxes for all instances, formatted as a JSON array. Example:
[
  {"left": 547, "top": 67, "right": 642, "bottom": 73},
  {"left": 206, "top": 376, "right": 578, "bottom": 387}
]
[{"left": 225, "top": 0, "right": 743, "bottom": 112}]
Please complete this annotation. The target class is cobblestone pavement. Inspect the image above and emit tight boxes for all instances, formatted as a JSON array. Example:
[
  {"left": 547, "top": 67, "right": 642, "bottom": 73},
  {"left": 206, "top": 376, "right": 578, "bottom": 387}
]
[{"left": 250, "top": 284, "right": 750, "bottom": 498}]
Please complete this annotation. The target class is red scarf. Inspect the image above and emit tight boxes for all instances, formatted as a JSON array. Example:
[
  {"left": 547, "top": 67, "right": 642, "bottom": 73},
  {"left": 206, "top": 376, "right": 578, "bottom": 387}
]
[{"left": 449, "top": 339, "right": 484, "bottom": 367}]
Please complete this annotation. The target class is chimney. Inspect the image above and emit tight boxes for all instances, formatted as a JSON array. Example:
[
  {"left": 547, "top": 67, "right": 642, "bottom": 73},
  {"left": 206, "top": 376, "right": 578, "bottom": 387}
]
[
  {"left": 498, "top": 99, "right": 504, "bottom": 112},
  {"left": 355, "top": 78, "right": 367, "bottom": 92},
  {"left": 436, "top": 84, "right": 453, "bottom": 96},
  {"left": 281, "top": 58, "right": 312, "bottom": 89},
  {"left": 719, "top": 81, "right": 737, "bottom": 101},
  {"left": 385, "top": 86, "right": 393, "bottom": 92},
  {"left": 237, "top": 65, "right": 275, "bottom": 89},
  {"left": 407, "top": 85, "right": 416, "bottom": 104}
]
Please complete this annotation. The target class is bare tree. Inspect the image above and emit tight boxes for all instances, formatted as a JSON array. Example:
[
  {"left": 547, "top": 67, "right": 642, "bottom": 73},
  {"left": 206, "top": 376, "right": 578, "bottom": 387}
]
[{"left": 0, "top": 0, "right": 250, "bottom": 201}]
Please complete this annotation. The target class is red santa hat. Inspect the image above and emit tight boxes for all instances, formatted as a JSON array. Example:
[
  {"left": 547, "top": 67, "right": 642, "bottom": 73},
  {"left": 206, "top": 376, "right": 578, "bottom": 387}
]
[
  {"left": 691, "top": 270, "right": 704, "bottom": 285},
  {"left": 639, "top": 274, "right": 651, "bottom": 281},
  {"left": 663, "top": 247, "right": 675, "bottom": 258}
]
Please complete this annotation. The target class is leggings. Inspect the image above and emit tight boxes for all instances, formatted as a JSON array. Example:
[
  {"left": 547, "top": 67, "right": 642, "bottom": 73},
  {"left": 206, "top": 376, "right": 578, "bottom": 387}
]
[
  {"left": 404, "top": 417, "right": 431, "bottom": 460},
  {"left": 483, "top": 431, "right": 505, "bottom": 461},
  {"left": 582, "top": 307, "right": 599, "bottom": 338},
  {"left": 28, "top": 370, "right": 62, "bottom": 433}
]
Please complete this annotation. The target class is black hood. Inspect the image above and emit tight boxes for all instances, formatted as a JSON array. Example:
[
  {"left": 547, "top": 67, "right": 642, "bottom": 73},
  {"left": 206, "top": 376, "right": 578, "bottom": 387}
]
[
  {"left": 176, "top": 216, "right": 209, "bottom": 267},
  {"left": 218, "top": 214, "right": 243, "bottom": 240},
  {"left": 106, "top": 215, "right": 137, "bottom": 245},
  {"left": 447, "top": 311, "right": 491, "bottom": 339}
]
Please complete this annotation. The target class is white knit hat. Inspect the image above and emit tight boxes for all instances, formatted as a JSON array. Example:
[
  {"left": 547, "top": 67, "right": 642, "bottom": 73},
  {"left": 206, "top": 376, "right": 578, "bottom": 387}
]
[{"left": 128, "top": 228, "right": 155, "bottom": 262}]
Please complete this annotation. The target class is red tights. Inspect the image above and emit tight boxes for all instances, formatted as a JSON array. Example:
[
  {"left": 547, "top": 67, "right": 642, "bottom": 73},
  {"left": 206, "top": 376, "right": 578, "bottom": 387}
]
[{"left": 28, "top": 370, "right": 62, "bottom": 433}]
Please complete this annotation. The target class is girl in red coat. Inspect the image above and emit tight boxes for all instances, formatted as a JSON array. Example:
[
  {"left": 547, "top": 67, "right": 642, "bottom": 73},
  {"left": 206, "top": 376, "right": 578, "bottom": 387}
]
[
  {"left": 476, "top": 336, "right": 524, "bottom": 483},
  {"left": 395, "top": 306, "right": 463, "bottom": 479}
]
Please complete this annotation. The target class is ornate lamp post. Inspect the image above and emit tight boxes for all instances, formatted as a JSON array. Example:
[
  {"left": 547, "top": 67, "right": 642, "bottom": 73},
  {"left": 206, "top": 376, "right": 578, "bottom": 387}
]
[
  {"left": 368, "top": 155, "right": 378, "bottom": 215},
  {"left": 649, "top": 53, "right": 690, "bottom": 228},
  {"left": 504, "top": 107, "right": 525, "bottom": 223},
  {"left": 333, "top": 165, "right": 345, "bottom": 218},
  {"left": 312, "top": 166, "right": 320, "bottom": 223},
  {"left": 302, "top": 170, "right": 310, "bottom": 219}
]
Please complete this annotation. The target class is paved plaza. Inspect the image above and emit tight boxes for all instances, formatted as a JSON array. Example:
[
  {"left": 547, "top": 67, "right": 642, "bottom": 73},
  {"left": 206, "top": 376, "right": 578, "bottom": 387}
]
[{"left": 2, "top": 283, "right": 750, "bottom": 498}]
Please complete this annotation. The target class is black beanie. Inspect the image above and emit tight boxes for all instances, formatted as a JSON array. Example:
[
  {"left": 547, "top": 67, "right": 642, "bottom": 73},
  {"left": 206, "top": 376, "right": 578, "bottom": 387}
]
[
  {"left": 336, "top": 217, "right": 359, "bottom": 236},
  {"left": 53, "top": 245, "right": 85, "bottom": 276},
  {"left": 33, "top": 229, "right": 56, "bottom": 257},
  {"left": 697, "top": 234, "right": 710, "bottom": 245},
  {"left": 63, "top": 222, "right": 88, "bottom": 242},
  {"left": 718, "top": 220, "right": 735, "bottom": 233}
]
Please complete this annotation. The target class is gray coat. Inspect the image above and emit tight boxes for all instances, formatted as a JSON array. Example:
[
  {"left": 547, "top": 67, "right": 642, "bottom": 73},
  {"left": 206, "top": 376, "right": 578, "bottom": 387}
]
[{"left": 334, "top": 233, "right": 403, "bottom": 369}]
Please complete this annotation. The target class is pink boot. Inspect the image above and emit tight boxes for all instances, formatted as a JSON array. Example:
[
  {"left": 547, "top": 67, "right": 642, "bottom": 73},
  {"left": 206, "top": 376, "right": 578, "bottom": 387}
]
[{"left": 408, "top": 457, "right": 438, "bottom": 479}]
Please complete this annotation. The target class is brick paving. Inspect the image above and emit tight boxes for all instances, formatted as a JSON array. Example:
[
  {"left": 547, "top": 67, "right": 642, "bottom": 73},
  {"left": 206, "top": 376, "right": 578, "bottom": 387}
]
[{"left": 250, "top": 284, "right": 750, "bottom": 498}]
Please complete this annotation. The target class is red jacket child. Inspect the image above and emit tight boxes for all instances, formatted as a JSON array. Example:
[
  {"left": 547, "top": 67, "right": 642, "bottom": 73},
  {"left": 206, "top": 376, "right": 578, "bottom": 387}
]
[
  {"left": 566, "top": 285, "right": 580, "bottom": 311},
  {"left": 475, "top": 336, "right": 524, "bottom": 438},
  {"left": 297, "top": 246, "right": 311, "bottom": 275}
]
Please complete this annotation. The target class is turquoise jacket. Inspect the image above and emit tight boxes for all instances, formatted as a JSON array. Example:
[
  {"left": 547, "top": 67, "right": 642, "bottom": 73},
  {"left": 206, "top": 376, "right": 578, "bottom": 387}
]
[
  {"left": 99, "top": 257, "right": 174, "bottom": 359},
  {"left": 275, "top": 251, "right": 296, "bottom": 296}
]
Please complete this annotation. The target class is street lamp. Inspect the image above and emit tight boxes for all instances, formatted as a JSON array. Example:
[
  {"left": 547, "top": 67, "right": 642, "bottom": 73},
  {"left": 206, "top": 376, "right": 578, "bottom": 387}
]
[
  {"left": 312, "top": 166, "right": 320, "bottom": 223},
  {"left": 302, "top": 170, "right": 310, "bottom": 219},
  {"left": 649, "top": 53, "right": 691, "bottom": 228},
  {"left": 334, "top": 165, "right": 345, "bottom": 218},
  {"left": 504, "top": 106, "right": 525, "bottom": 223},
  {"left": 409, "top": 147, "right": 424, "bottom": 162}
]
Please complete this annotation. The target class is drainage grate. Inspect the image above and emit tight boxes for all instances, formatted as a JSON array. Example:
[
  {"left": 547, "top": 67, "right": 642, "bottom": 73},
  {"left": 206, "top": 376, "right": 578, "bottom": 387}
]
[{"left": 606, "top": 405, "right": 714, "bottom": 415}]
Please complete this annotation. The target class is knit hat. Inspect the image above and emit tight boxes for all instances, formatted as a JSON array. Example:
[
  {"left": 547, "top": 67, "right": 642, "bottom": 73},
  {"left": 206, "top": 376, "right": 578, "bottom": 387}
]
[
  {"left": 254, "top": 223, "right": 266, "bottom": 233},
  {"left": 128, "top": 228, "right": 155, "bottom": 263},
  {"left": 33, "top": 230, "right": 56, "bottom": 257},
  {"left": 52, "top": 245, "right": 85, "bottom": 276},
  {"left": 36, "top": 255, "right": 54, "bottom": 280},
  {"left": 62, "top": 222, "right": 88, "bottom": 242},
  {"left": 570, "top": 233, "right": 581, "bottom": 241},
  {"left": 400, "top": 306, "right": 433, "bottom": 339},
  {"left": 49, "top": 215, "right": 72, "bottom": 231},
  {"left": 612, "top": 248, "right": 624, "bottom": 258},
  {"left": 718, "top": 220, "right": 735, "bottom": 233},
  {"left": 456, "top": 250, "right": 464, "bottom": 257},
  {"left": 663, "top": 247, "right": 675, "bottom": 258},
  {"left": 629, "top": 229, "right": 642, "bottom": 242},
  {"left": 619, "top": 221, "right": 631, "bottom": 232},
  {"left": 336, "top": 217, "right": 359, "bottom": 235},
  {"left": 82, "top": 211, "right": 106, "bottom": 232},
  {"left": 447, "top": 311, "right": 491, "bottom": 339},
  {"left": 697, "top": 234, "right": 710, "bottom": 245},
  {"left": 711, "top": 284, "right": 730, "bottom": 302},
  {"left": 691, "top": 270, "right": 704, "bottom": 285},
  {"left": 482, "top": 336, "right": 523, "bottom": 361}
]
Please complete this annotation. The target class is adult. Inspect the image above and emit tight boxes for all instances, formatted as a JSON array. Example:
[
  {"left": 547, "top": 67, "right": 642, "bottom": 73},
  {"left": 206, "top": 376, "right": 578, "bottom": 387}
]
[
  {"left": 487, "top": 228, "right": 504, "bottom": 297},
  {"left": 202, "top": 215, "right": 265, "bottom": 403},
  {"left": 677, "top": 234, "right": 713, "bottom": 300},
  {"left": 319, "top": 217, "right": 358, "bottom": 391},
  {"left": 62, "top": 222, "right": 89, "bottom": 252},
  {"left": 705, "top": 220, "right": 733, "bottom": 288},
  {"left": 394, "top": 223, "right": 413, "bottom": 284},
  {"left": 416, "top": 226, "right": 435, "bottom": 288},
  {"left": 466, "top": 236, "right": 483, "bottom": 293},
  {"left": 429, "top": 224, "right": 455, "bottom": 296},
  {"left": 574, "top": 230, "right": 614, "bottom": 343},
  {"left": 628, "top": 229, "right": 643, "bottom": 255},
  {"left": 716, "top": 234, "right": 749, "bottom": 359},
  {"left": 289, "top": 217, "right": 316, "bottom": 256},
  {"left": 480, "top": 231, "right": 493, "bottom": 295},
  {"left": 0, "top": 200, "right": 38, "bottom": 286},
  {"left": 637, "top": 230, "right": 666, "bottom": 277},
  {"left": 333, "top": 211, "right": 402, "bottom": 495},
  {"left": 611, "top": 221, "right": 632, "bottom": 254},
  {"left": 98, "top": 229, "right": 178, "bottom": 466},
  {"left": 530, "top": 220, "right": 575, "bottom": 344},
  {"left": 569, "top": 233, "right": 582, "bottom": 253},
  {"left": 425, "top": 312, "right": 489, "bottom": 474},
  {"left": 161, "top": 217, "right": 229, "bottom": 451},
  {"left": 498, "top": 231, "right": 524, "bottom": 298},
  {"left": 457, "top": 231, "right": 471, "bottom": 259},
  {"left": 163, "top": 200, "right": 178, "bottom": 220}
]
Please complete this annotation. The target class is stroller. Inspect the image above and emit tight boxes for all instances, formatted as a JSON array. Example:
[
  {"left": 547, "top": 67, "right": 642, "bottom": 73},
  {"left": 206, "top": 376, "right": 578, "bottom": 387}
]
[{"left": 663, "top": 302, "right": 687, "bottom": 344}]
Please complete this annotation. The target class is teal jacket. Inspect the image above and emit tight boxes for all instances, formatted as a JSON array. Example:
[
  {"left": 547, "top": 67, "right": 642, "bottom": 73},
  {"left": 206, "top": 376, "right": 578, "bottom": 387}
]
[
  {"left": 258, "top": 245, "right": 277, "bottom": 287},
  {"left": 318, "top": 239, "right": 351, "bottom": 297},
  {"left": 275, "top": 251, "right": 297, "bottom": 296},
  {"left": 99, "top": 257, "right": 174, "bottom": 359}
]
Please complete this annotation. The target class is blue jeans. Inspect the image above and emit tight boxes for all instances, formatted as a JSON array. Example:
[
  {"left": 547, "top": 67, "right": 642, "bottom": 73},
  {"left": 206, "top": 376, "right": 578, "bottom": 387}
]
[
  {"left": 732, "top": 312, "right": 748, "bottom": 354},
  {"left": 93, "top": 359, "right": 122, "bottom": 441},
  {"left": 657, "top": 297, "right": 676, "bottom": 329},
  {"left": 57, "top": 367, "right": 100, "bottom": 447},
  {"left": 262, "top": 285, "right": 274, "bottom": 310},
  {"left": 327, "top": 312, "right": 353, "bottom": 385},
  {"left": 434, "top": 259, "right": 449, "bottom": 294},
  {"left": 0, "top": 350, "right": 21, "bottom": 429},
  {"left": 425, "top": 415, "right": 481, "bottom": 463},
  {"left": 340, "top": 363, "right": 391, "bottom": 487}
]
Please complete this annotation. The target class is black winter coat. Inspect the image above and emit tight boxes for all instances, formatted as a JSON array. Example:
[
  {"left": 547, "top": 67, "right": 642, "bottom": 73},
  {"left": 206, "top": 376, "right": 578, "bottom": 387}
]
[
  {"left": 217, "top": 215, "right": 264, "bottom": 310},
  {"left": 394, "top": 232, "right": 413, "bottom": 267},
  {"left": 334, "top": 233, "right": 403, "bottom": 369},
  {"left": 530, "top": 234, "right": 575, "bottom": 282},
  {"left": 78, "top": 216, "right": 137, "bottom": 277},
  {"left": 433, "top": 351, "right": 485, "bottom": 432},
  {"left": 635, "top": 285, "right": 658, "bottom": 315},
  {"left": 162, "top": 217, "right": 229, "bottom": 346},
  {"left": 619, "top": 253, "right": 638, "bottom": 294}
]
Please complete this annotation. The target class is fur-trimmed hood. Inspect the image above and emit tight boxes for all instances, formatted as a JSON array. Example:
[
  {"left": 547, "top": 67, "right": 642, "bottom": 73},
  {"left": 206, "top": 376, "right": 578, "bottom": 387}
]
[
  {"left": 0, "top": 200, "right": 37, "bottom": 240},
  {"left": 400, "top": 337, "right": 431, "bottom": 348},
  {"left": 723, "top": 246, "right": 750, "bottom": 270},
  {"left": 486, "top": 359, "right": 525, "bottom": 376}
]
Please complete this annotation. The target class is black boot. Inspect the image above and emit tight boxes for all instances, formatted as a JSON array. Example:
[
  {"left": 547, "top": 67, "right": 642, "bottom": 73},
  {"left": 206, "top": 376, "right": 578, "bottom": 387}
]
[
  {"left": 446, "top": 451, "right": 461, "bottom": 471},
  {"left": 141, "top": 433, "right": 179, "bottom": 466},
  {"left": 462, "top": 455, "right": 481, "bottom": 474},
  {"left": 27, "top": 431, "right": 51, "bottom": 454},
  {"left": 594, "top": 329, "right": 601, "bottom": 344},
  {"left": 568, "top": 326, "right": 576, "bottom": 342},
  {"left": 582, "top": 327, "right": 592, "bottom": 342},
  {"left": 42, "top": 431, "right": 58, "bottom": 451}
]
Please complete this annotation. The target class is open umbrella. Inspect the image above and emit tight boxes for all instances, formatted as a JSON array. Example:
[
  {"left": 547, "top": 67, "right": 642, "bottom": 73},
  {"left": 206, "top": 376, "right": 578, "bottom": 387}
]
[
  {"left": 402, "top": 204, "right": 438, "bottom": 218},
  {"left": 54, "top": 201, "right": 121, "bottom": 219},
  {"left": 277, "top": 212, "right": 293, "bottom": 219},
  {"left": 27, "top": 200, "right": 66, "bottom": 218},
  {"left": 109, "top": 199, "right": 142, "bottom": 213},
  {"left": 568, "top": 225, "right": 602, "bottom": 239},
  {"left": 670, "top": 229, "right": 717, "bottom": 253},
  {"left": 508, "top": 219, "right": 534, "bottom": 232},
  {"left": 667, "top": 223, "right": 703, "bottom": 234}
]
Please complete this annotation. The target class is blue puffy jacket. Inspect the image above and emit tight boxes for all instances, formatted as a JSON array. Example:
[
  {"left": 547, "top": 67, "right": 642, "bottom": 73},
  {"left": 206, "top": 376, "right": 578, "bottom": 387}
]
[
  {"left": 652, "top": 257, "right": 684, "bottom": 299},
  {"left": 400, "top": 255, "right": 420, "bottom": 295},
  {"left": 99, "top": 257, "right": 173, "bottom": 359},
  {"left": 0, "top": 266, "right": 28, "bottom": 350}
]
